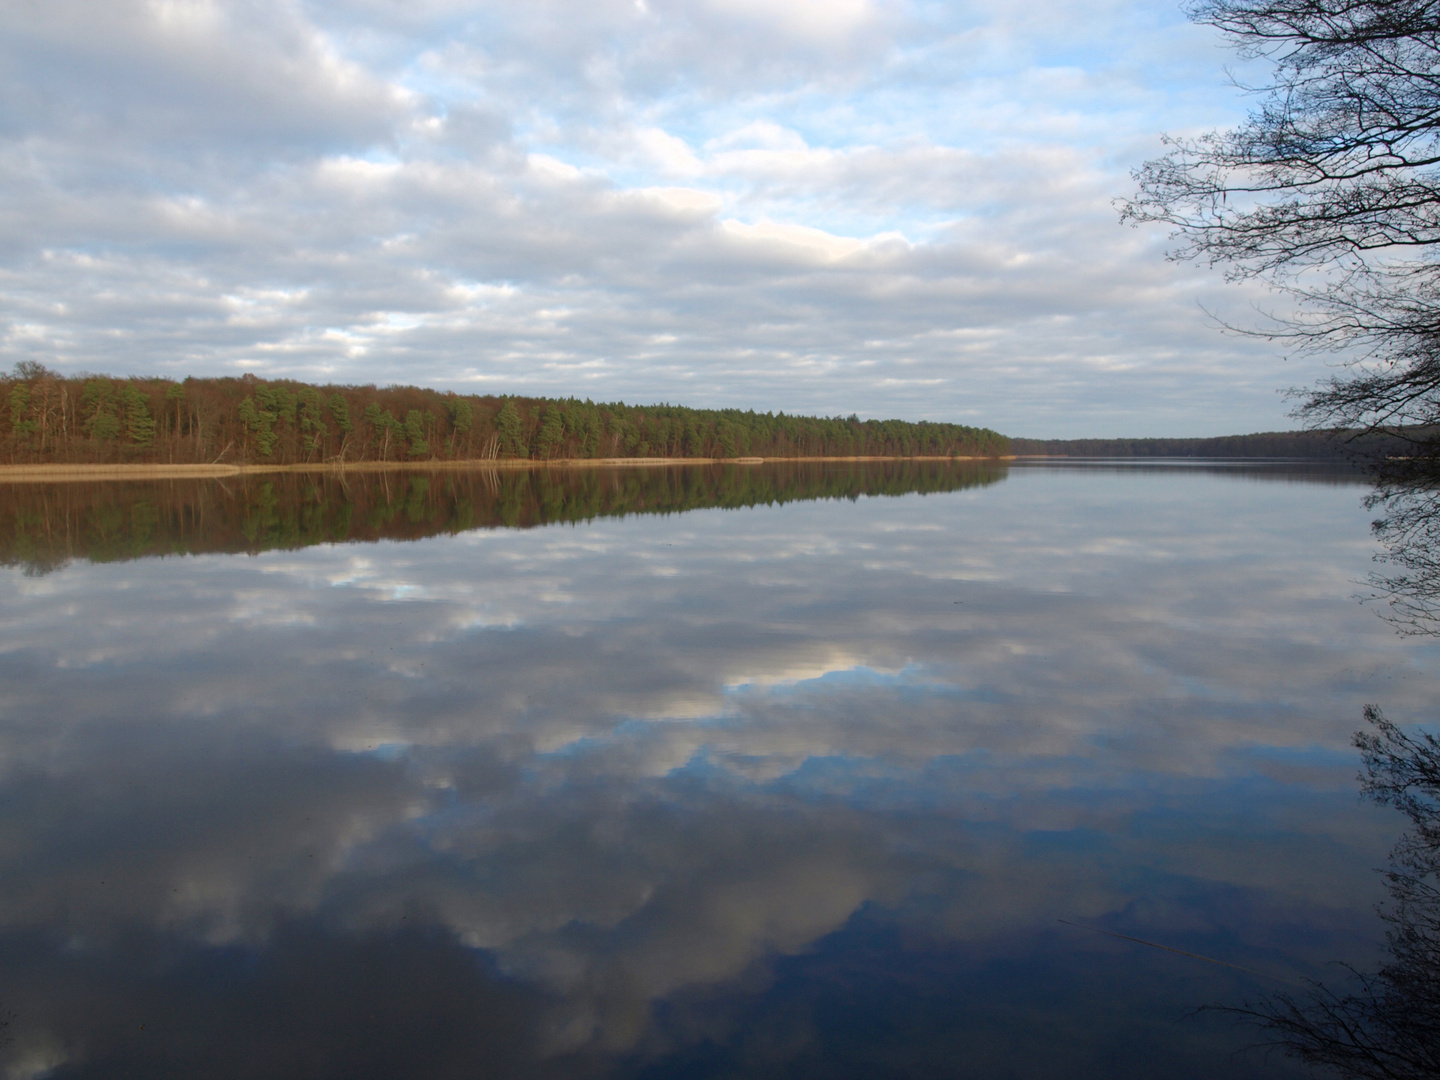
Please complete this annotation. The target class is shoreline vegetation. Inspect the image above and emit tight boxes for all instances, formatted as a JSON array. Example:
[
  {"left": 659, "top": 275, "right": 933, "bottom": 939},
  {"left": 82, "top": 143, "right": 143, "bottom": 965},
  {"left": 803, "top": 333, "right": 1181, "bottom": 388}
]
[
  {"left": 1010, "top": 430, "right": 1398, "bottom": 460},
  {"left": 0, "top": 365, "right": 1392, "bottom": 475},
  {"left": 0, "top": 366, "right": 1009, "bottom": 467}
]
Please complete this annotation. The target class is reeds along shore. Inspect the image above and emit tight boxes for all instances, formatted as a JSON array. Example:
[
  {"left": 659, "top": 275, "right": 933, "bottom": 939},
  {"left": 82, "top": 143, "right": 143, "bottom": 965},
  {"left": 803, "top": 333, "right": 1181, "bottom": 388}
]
[{"left": 0, "top": 368, "right": 1010, "bottom": 467}]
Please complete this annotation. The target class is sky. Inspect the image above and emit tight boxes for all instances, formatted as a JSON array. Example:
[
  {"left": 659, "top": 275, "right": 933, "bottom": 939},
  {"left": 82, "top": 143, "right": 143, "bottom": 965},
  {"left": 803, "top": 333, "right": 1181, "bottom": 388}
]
[{"left": 0, "top": 0, "right": 1314, "bottom": 437}]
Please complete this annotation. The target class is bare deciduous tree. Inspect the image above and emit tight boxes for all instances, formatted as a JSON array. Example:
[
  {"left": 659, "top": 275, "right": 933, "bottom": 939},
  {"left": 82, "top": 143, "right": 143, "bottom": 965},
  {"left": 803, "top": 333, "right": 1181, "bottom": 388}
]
[{"left": 1123, "top": 0, "right": 1440, "bottom": 471}]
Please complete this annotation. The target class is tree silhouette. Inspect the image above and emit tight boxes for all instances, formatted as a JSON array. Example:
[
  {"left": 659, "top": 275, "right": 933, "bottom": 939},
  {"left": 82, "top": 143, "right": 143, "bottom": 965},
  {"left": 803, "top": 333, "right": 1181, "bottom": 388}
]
[
  {"left": 1227, "top": 708, "right": 1440, "bottom": 1078},
  {"left": 1124, "top": 0, "right": 1440, "bottom": 469}
]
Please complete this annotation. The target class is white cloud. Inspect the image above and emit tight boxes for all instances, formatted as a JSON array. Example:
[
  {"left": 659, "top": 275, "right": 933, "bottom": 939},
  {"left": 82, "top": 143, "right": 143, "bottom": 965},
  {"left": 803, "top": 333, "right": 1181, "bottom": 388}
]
[
  {"left": 703, "top": 0, "right": 880, "bottom": 42},
  {"left": 0, "top": 0, "right": 1303, "bottom": 435}
]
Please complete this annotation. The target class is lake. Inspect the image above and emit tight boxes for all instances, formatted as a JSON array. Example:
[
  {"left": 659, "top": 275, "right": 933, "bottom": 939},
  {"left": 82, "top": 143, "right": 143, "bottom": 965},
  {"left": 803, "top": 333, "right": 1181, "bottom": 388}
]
[{"left": 0, "top": 460, "right": 1426, "bottom": 1078}]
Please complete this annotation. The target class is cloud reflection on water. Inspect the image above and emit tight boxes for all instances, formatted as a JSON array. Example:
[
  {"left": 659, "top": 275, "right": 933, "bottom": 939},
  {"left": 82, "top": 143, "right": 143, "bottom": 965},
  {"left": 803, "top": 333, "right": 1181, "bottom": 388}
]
[{"left": 0, "top": 464, "right": 1425, "bottom": 1076}]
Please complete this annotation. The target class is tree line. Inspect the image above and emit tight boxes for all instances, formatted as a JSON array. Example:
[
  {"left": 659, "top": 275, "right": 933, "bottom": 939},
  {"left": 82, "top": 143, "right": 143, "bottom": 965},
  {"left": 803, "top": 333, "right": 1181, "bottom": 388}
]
[
  {"left": 1007, "top": 430, "right": 1403, "bottom": 461},
  {"left": 0, "top": 459, "right": 1007, "bottom": 574},
  {"left": 0, "top": 365, "right": 1010, "bottom": 465}
]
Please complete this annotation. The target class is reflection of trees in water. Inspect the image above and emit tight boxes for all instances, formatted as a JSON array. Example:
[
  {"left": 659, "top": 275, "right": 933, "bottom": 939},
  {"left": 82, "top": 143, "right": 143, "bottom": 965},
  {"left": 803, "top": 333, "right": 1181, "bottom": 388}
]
[
  {"left": 0, "top": 460, "right": 1007, "bottom": 575},
  {"left": 1233, "top": 709, "right": 1440, "bottom": 1079},
  {"left": 1364, "top": 480, "right": 1440, "bottom": 636},
  {"left": 1217, "top": 461, "right": 1440, "bottom": 1076}
]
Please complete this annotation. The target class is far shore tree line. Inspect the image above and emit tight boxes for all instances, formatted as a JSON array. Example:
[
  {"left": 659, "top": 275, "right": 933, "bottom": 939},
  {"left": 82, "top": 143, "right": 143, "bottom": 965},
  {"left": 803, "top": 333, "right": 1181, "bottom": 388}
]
[
  {"left": 1009, "top": 430, "right": 1404, "bottom": 461},
  {"left": 0, "top": 365, "right": 1010, "bottom": 465}
]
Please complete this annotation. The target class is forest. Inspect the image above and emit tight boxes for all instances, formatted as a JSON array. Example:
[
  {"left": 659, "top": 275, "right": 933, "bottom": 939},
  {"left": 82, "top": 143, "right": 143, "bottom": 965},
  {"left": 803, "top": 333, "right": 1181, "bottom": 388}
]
[
  {"left": 0, "top": 459, "right": 1007, "bottom": 573},
  {"left": 0, "top": 365, "right": 1010, "bottom": 465},
  {"left": 1007, "top": 430, "right": 1401, "bottom": 461}
]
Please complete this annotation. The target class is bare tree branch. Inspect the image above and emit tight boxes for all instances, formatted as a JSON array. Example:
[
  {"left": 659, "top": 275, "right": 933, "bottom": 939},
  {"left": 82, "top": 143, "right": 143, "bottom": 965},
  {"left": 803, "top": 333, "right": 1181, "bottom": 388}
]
[{"left": 1122, "top": 0, "right": 1440, "bottom": 469}]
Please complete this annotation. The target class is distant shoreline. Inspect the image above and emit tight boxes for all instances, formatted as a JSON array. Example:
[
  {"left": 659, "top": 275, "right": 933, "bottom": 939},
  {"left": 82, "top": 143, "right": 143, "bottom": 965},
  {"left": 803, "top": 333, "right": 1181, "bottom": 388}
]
[{"left": 0, "top": 456, "right": 1012, "bottom": 484}]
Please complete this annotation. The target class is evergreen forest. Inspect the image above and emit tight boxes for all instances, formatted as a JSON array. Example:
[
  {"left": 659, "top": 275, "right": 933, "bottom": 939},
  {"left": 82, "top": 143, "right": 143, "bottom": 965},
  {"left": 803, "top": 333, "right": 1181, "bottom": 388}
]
[{"left": 0, "top": 365, "right": 1010, "bottom": 465}]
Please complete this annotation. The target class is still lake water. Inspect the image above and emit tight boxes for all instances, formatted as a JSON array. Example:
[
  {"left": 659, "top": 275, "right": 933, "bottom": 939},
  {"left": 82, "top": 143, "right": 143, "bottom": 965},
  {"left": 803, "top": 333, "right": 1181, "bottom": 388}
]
[{"left": 0, "top": 461, "right": 1429, "bottom": 1078}]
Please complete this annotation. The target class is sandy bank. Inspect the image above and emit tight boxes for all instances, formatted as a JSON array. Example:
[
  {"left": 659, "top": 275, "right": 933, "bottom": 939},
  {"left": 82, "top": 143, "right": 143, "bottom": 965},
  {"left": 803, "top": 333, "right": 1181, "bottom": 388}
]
[{"left": 0, "top": 456, "right": 1011, "bottom": 484}]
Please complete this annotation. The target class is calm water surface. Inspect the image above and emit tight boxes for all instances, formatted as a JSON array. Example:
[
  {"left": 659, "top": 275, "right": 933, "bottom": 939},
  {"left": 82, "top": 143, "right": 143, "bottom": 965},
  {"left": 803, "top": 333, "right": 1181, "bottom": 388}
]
[{"left": 0, "top": 461, "right": 1427, "bottom": 1078}]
